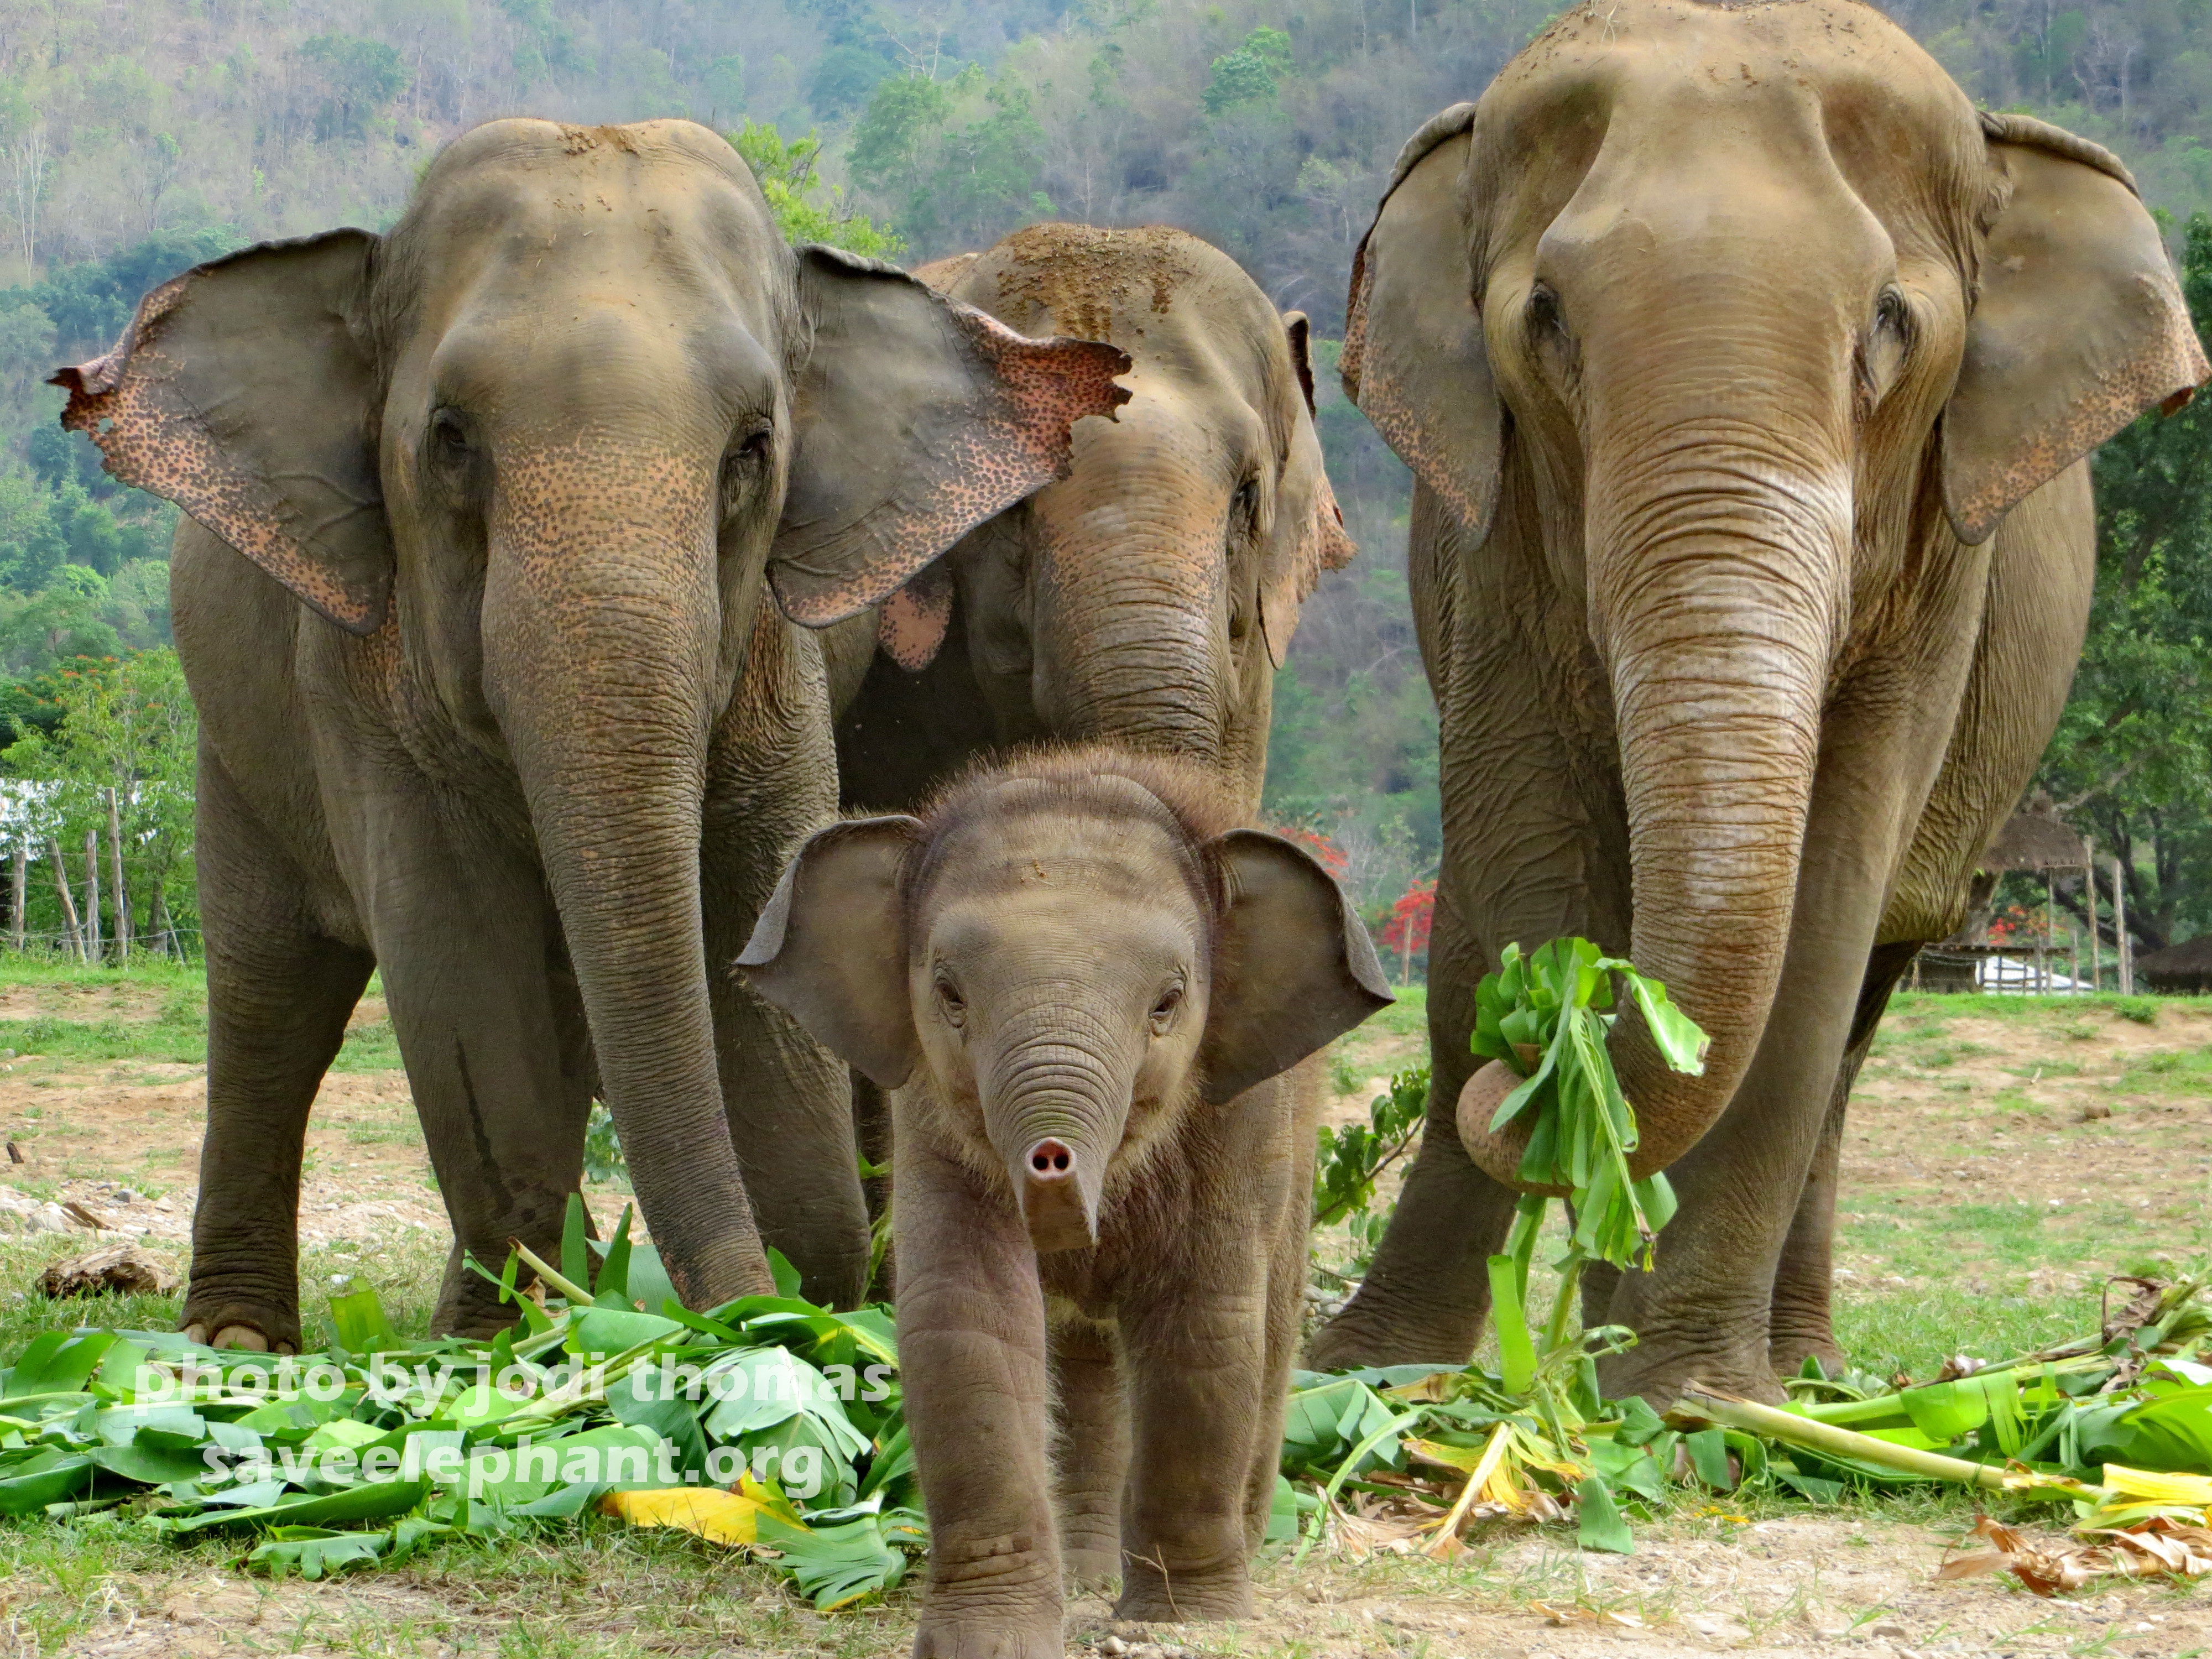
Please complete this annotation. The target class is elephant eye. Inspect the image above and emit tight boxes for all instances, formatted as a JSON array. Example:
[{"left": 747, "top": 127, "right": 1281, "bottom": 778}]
[
  {"left": 427, "top": 408, "right": 473, "bottom": 469},
  {"left": 934, "top": 972, "right": 966, "bottom": 1028},
  {"left": 1149, "top": 980, "right": 1185, "bottom": 1034},
  {"left": 1526, "top": 282, "right": 1564, "bottom": 336}
]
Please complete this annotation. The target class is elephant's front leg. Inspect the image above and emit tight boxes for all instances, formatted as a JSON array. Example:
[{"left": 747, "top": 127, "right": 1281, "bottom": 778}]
[
  {"left": 896, "top": 1125, "right": 1064, "bottom": 1659},
  {"left": 362, "top": 799, "right": 597, "bottom": 1336},
  {"left": 185, "top": 748, "right": 375, "bottom": 1353},
  {"left": 1114, "top": 1274, "right": 1270, "bottom": 1622},
  {"left": 1050, "top": 1313, "right": 1129, "bottom": 1590},
  {"left": 703, "top": 608, "right": 871, "bottom": 1308}
]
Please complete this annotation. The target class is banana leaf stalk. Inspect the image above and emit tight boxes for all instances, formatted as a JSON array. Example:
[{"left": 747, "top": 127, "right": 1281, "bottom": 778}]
[{"left": 1671, "top": 1388, "right": 2098, "bottom": 1501}]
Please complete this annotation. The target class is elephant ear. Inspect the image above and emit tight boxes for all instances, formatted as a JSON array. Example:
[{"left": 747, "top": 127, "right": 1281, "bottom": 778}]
[
  {"left": 770, "top": 246, "right": 1131, "bottom": 626},
  {"left": 1199, "top": 829, "right": 1393, "bottom": 1104},
  {"left": 736, "top": 815, "right": 924, "bottom": 1090},
  {"left": 1341, "top": 102, "right": 1502, "bottom": 545},
  {"left": 50, "top": 231, "right": 392, "bottom": 634},
  {"left": 1942, "top": 113, "right": 2209, "bottom": 545}
]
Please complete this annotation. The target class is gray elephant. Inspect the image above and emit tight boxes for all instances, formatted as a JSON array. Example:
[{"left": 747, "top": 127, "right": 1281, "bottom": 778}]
[
  {"left": 738, "top": 747, "right": 1389, "bottom": 1652},
  {"left": 1307, "top": 0, "right": 2208, "bottom": 1401},
  {"left": 55, "top": 118, "right": 1127, "bottom": 1347},
  {"left": 827, "top": 222, "right": 1355, "bottom": 816}
]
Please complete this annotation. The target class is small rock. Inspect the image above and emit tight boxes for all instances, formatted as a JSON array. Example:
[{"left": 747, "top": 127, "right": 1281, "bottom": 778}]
[
  {"left": 2079, "top": 1103, "right": 2112, "bottom": 1121},
  {"left": 1868, "top": 1623, "right": 1910, "bottom": 1640},
  {"left": 1100, "top": 1640, "right": 1128, "bottom": 1656}
]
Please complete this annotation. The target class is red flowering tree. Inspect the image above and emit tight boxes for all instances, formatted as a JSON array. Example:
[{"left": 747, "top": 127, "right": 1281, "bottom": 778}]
[{"left": 1379, "top": 877, "right": 1435, "bottom": 985}]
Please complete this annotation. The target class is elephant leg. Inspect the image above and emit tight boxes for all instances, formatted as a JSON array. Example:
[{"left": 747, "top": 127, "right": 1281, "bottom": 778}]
[
  {"left": 1116, "top": 1279, "right": 1267, "bottom": 1622},
  {"left": 704, "top": 610, "right": 871, "bottom": 1309},
  {"left": 1244, "top": 1100, "right": 1314, "bottom": 1553},
  {"left": 184, "top": 748, "right": 373, "bottom": 1353},
  {"left": 1308, "top": 891, "right": 1517, "bottom": 1367},
  {"left": 896, "top": 1125, "right": 1063, "bottom": 1659},
  {"left": 364, "top": 804, "right": 596, "bottom": 1337},
  {"left": 1767, "top": 940, "right": 1917, "bottom": 1379},
  {"left": 1050, "top": 1314, "right": 1128, "bottom": 1589}
]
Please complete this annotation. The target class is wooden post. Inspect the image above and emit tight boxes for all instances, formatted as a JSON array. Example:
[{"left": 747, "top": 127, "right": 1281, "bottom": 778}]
[
  {"left": 46, "top": 838, "right": 82, "bottom": 963},
  {"left": 82, "top": 828, "right": 100, "bottom": 964},
  {"left": 2086, "top": 849, "right": 2101, "bottom": 993},
  {"left": 2114, "top": 856, "right": 2133, "bottom": 995},
  {"left": 7, "top": 843, "right": 22, "bottom": 955},
  {"left": 105, "top": 789, "right": 128, "bottom": 966}
]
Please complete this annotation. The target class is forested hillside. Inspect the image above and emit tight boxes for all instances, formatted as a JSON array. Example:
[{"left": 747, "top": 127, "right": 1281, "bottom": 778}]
[{"left": 0, "top": 0, "right": 2206, "bottom": 953}]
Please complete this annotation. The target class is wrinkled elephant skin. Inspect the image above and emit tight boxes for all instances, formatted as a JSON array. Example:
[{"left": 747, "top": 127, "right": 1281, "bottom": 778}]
[
  {"left": 1308, "top": 1, "right": 2208, "bottom": 1402},
  {"left": 53, "top": 119, "right": 1128, "bottom": 1345}
]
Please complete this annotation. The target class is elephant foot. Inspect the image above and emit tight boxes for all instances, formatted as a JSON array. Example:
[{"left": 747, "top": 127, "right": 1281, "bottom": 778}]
[
  {"left": 1060, "top": 1533, "right": 1121, "bottom": 1593},
  {"left": 1768, "top": 1329, "right": 1848, "bottom": 1384},
  {"left": 1303, "top": 1298, "right": 1471, "bottom": 1372},
  {"left": 180, "top": 1298, "right": 301, "bottom": 1356},
  {"left": 912, "top": 1611, "right": 1066, "bottom": 1659},
  {"left": 1599, "top": 1339, "right": 1790, "bottom": 1410},
  {"left": 1114, "top": 1562, "right": 1251, "bottom": 1623}
]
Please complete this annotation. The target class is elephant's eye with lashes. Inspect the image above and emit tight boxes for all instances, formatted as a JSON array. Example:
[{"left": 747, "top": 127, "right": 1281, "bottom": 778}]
[
  {"left": 1859, "top": 286, "right": 1913, "bottom": 414},
  {"left": 1149, "top": 980, "right": 1185, "bottom": 1035},
  {"left": 1526, "top": 283, "right": 1564, "bottom": 336},
  {"left": 934, "top": 972, "right": 966, "bottom": 1029},
  {"left": 720, "top": 426, "right": 774, "bottom": 507},
  {"left": 426, "top": 408, "right": 473, "bottom": 474}
]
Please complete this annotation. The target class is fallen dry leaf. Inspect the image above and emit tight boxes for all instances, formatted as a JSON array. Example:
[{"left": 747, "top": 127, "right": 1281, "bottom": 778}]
[{"left": 1938, "top": 1512, "right": 2212, "bottom": 1596}]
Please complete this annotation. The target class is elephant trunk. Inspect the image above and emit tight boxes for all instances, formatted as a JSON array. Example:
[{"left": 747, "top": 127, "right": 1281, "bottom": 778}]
[
  {"left": 1025, "top": 401, "right": 1237, "bottom": 781},
  {"left": 977, "top": 1002, "right": 1139, "bottom": 1254},
  {"left": 483, "top": 445, "right": 774, "bottom": 1308},
  {"left": 1462, "top": 419, "right": 1849, "bottom": 1186}
]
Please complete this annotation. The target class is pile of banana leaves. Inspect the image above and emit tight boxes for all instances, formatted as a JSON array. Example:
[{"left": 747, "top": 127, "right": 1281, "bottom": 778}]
[
  {"left": 0, "top": 1201, "right": 923, "bottom": 1606},
  {"left": 1276, "top": 1272, "right": 2212, "bottom": 1581}
]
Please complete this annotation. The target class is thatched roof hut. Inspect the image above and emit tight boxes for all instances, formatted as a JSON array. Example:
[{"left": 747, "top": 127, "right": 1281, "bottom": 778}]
[
  {"left": 1980, "top": 810, "right": 2090, "bottom": 874},
  {"left": 2134, "top": 936, "right": 2212, "bottom": 995}
]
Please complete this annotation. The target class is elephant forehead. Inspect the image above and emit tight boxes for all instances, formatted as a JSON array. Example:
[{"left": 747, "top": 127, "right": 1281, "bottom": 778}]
[{"left": 926, "top": 780, "right": 1196, "bottom": 896}]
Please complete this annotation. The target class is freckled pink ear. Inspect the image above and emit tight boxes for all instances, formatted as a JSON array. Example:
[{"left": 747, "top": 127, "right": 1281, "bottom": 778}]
[
  {"left": 877, "top": 562, "right": 954, "bottom": 671},
  {"left": 50, "top": 230, "right": 391, "bottom": 635}
]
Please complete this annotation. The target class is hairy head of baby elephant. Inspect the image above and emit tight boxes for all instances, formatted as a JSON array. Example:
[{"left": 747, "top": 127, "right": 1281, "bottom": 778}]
[{"left": 739, "top": 747, "right": 1390, "bottom": 1651}]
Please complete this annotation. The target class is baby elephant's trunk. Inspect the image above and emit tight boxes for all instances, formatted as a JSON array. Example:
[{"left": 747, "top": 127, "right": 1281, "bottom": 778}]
[{"left": 1017, "top": 1136, "right": 1093, "bottom": 1253}]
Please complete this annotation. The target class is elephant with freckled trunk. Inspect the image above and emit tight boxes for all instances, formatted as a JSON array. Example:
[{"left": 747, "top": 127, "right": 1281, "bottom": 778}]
[
  {"left": 56, "top": 118, "right": 1126, "bottom": 1348},
  {"left": 825, "top": 223, "right": 1356, "bottom": 817},
  {"left": 1307, "top": 0, "right": 2208, "bottom": 1403}
]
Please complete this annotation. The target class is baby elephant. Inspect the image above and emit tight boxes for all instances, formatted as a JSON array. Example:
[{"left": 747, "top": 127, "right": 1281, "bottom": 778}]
[{"left": 739, "top": 748, "right": 1390, "bottom": 1655}]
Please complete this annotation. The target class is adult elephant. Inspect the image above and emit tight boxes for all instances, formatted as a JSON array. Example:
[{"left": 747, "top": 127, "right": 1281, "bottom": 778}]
[
  {"left": 828, "top": 223, "right": 1355, "bottom": 816},
  {"left": 1308, "top": 0, "right": 2206, "bottom": 1402},
  {"left": 55, "top": 119, "right": 1126, "bottom": 1348}
]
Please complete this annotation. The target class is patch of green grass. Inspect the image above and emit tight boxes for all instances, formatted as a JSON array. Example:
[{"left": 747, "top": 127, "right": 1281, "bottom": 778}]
[
  {"left": 0, "top": 1011, "right": 206, "bottom": 1065},
  {"left": 329, "top": 1018, "right": 403, "bottom": 1072},
  {"left": 1366, "top": 982, "right": 1427, "bottom": 1037}
]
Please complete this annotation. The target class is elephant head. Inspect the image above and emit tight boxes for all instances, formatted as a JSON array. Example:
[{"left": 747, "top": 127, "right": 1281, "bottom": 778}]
[
  {"left": 892, "top": 225, "right": 1355, "bottom": 810},
  {"left": 54, "top": 119, "right": 1128, "bottom": 1308},
  {"left": 1344, "top": 3, "right": 2206, "bottom": 1185},
  {"left": 734, "top": 749, "right": 1390, "bottom": 1253}
]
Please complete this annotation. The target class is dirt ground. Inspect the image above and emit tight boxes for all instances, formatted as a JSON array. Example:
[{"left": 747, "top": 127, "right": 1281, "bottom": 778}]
[{"left": 2, "top": 981, "right": 2209, "bottom": 1657}]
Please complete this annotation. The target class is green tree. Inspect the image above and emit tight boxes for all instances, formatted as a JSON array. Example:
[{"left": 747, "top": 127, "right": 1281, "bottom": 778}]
[
  {"left": 731, "top": 122, "right": 904, "bottom": 258},
  {"left": 1202, "top": 27, "right": 1293, "bottom": 114},
  {"left": 1, "top": 647, "right": 197, "bottom": 956},
  {"left": 299, "top": 35, "right": 410, "bottom": 140}
]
